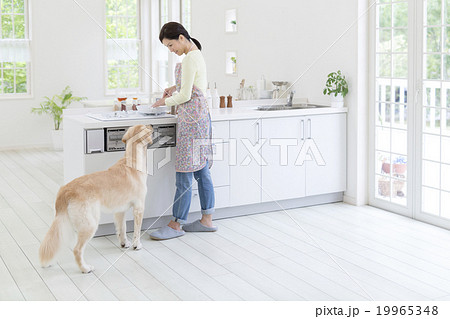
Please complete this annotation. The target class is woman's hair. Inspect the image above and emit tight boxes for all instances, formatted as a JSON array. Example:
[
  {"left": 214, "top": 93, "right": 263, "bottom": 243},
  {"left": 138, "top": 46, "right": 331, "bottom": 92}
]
[{"left": 159, "top": 22, "right": 202, "bottom": 51}]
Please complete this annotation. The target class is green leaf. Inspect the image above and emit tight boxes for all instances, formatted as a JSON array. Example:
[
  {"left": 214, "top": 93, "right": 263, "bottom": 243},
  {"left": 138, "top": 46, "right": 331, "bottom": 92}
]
[{"left": 31, "top": 86, "right": 86, "bottom": 130}]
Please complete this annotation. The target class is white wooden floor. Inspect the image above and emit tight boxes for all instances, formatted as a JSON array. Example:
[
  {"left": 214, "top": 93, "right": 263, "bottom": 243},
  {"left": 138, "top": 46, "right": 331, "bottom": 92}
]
[{"left": 1, "top": 149, "right": 450, "bottom": 301}]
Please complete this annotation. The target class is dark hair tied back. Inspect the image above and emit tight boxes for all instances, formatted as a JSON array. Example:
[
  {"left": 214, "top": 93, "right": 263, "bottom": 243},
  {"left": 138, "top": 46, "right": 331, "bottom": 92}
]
[{"left": 159, "top": 22, "right": 202, "bottom": 51}]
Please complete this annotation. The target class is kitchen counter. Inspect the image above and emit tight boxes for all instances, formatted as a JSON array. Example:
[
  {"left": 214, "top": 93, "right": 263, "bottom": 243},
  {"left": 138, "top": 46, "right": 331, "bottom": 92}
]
[
  {"left": 64, "top": 101, "right": 347, "bottom": 129},
  {"left": 63, "top": 99, "right": 347, "bottom": 236}
]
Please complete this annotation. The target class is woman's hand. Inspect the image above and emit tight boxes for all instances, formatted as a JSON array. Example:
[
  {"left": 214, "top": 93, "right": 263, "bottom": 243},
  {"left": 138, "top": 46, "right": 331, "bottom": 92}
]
[
  {"left": 163, "top": 86, "right": 176, "bottom": 98},
  {"left": 151, "top": 97, "right": 166, "bottom": 108}
]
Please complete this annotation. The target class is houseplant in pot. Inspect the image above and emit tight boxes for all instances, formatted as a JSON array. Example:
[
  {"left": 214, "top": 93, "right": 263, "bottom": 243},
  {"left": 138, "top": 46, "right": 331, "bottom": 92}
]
[
  {"left": 323, "top": 70, "right": 349, "bottom": 107},
  {"left": 31, "top": 86, "right": 86, "bottom": 150},
  {"left": 230, "top": 20, "right": 237, "bottom": 32}
]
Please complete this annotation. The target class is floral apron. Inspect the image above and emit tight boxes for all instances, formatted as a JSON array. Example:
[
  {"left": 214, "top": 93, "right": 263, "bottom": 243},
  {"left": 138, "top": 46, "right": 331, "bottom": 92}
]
[{"left": 174, "top": 62, "right": 212, "bottom": 172}]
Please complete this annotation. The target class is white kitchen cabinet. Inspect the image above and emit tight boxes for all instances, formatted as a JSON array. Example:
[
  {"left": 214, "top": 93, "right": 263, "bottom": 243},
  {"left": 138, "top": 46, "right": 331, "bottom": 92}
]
[
  {"left": 305, "top": 113, "right": 346, "bottom": 196},
  {"left": 189, "top": 186, "right": 230, "bottom": 212},
  {"left": 261, "top": 116, "right": 306, "bottom": 201},
  {"left": 260, "top": 113, "right": 346, "bottom": 201},
  {"left": 229, "top": 119, "right": 262, "bottom": 206}
]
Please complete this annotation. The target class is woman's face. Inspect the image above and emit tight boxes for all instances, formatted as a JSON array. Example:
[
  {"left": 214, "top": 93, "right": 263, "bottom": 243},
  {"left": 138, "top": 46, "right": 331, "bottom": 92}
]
[{"left": 162, "top": 35, "right": 187, "bottom": 56}]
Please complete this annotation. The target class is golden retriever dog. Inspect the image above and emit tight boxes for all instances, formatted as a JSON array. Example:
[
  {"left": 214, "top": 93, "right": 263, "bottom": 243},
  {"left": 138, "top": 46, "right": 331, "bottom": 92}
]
[{"left": 39, "top": 124, "right": 153, "bottom": 273}]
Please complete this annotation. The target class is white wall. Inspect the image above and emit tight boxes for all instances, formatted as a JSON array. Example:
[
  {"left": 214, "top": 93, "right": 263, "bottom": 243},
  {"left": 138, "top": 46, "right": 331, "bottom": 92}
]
[
  {"left": 191, "top": 0, "right": 358, "bottom": 100},
  {"left": 191, "top": 0, "right": 368, "bottom": 205},
  {"left": 0, "top": 0, "right": 105, "bottom": 149}
]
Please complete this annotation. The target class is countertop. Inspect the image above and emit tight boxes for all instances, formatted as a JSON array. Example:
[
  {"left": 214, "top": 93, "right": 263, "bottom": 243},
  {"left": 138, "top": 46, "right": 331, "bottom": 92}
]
[{"left": 64, "top": 98, "right": 348, "bottom": 129}]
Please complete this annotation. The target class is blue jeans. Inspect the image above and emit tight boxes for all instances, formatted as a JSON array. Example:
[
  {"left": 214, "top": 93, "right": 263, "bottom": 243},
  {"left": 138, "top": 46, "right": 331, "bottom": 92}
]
[{"left": 172, "top": 163, "right": 215, "bottom": 223}]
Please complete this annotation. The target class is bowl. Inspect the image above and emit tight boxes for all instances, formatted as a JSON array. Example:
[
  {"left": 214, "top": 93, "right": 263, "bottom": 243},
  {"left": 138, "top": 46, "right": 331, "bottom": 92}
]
[{"left": 137, "top": 105, "right": 168, "bottom": 114}]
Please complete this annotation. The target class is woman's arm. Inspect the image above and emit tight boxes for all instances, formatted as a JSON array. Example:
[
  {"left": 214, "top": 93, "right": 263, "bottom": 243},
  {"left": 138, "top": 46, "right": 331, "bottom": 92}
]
[
  {"left": 163, "top": 85, "right": 177, "bottom": 98},
  {"left": 165, "top": 56, "right": 197, "bottom": 107}
]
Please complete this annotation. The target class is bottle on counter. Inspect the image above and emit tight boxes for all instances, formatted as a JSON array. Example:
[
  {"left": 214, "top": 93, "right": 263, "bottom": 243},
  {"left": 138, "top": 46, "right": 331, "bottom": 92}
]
[
  {"left": 113, "top": 99, "right": 121, "bottom": 111},
  {"left": 211, "top": 82, "right": 220, "bottom": 109},
  {"left": 131, "top": 97, "right": 139, "bottom": 111},
  {"left": 206, "top": 82, "right": 213, "bottom": 109},
  {"left": 118, "top": 97, "right": 127, "bottom": 111},
  {"left": 257, "top": 75, "right": 266, "bottom": 99},
  {"left": 227, "top": 95, "right": 233, "bottom": 108}
]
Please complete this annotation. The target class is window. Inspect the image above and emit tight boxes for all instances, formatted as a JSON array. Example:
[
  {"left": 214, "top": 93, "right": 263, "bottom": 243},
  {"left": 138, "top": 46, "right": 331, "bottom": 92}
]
[
  {"left": 105, "top": 0, "right": 141, "bottom": 92},
  {"left": 152, "top": 0, "right": 190, "bottom": 93},
  {"left": 0, "top": 0, "right": 30, "bottom": 96},
  {"left": 181, "top": 0, "right": 191, "bottom": 33},
  {"left": 105, "top": 0, "right": 190, "bottom": 94},
  {"left": 160, "top": 0, "right": 169, "bottom": 28}
]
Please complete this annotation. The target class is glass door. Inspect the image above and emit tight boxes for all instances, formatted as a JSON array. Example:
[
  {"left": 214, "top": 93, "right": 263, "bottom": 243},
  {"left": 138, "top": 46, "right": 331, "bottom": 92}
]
[
  {"left": 371, "top": 0, "right": 410, "bottom": 215},
  {"left": 415, "top": 0, "right": 450, "bottom": 228}
]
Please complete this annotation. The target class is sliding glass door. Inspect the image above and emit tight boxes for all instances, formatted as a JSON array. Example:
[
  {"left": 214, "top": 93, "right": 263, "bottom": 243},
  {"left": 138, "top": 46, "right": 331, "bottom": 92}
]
[
  {"left": 372, "top": 0, "right": 410, "bottom": 215},
  {"left": 416, "top": 0, "right": 450, "bottom": 227},
  {"left": 371, "top": 0, "right": 450, "bottom": 229}
]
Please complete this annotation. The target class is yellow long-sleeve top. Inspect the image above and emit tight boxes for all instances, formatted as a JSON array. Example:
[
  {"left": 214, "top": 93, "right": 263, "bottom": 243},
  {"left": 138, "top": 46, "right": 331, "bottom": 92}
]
[{"left": 165, "top": 50, "right": 207, "bottom": 107}]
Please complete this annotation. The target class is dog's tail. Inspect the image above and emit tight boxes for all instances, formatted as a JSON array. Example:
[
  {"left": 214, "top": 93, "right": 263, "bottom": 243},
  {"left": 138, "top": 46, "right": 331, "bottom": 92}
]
[{"left": 39, "top": 193, "right": 75, "bottom": 267}]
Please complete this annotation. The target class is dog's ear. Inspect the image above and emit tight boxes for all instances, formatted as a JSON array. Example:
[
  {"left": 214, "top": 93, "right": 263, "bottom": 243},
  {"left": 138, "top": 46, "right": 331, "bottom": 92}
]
[{"left": 122, "top": 126, "right": 136, "bottom": 144}]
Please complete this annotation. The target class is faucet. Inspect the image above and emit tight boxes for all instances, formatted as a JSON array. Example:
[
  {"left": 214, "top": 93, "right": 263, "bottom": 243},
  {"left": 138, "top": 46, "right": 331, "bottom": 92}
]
[{"left": 286, "top": 90, "right": 295, "bottom": 107}]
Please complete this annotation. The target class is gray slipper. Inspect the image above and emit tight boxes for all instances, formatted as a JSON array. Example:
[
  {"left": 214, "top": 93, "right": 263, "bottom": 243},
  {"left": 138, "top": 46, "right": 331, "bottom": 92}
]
[
  {"left": 149, "top": 226, "right": 185, "bottom": 240},
  {"left": 182, "top": 220, "right": 218, "bottom": 232}
]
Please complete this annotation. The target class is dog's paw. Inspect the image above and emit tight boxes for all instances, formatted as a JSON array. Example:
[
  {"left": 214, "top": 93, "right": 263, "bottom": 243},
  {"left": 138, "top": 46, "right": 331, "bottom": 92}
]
[
  {"left": 121, "top": 240, "right": 131, "bottom": 249},
  {"left": 81, "top": 265, "right": 95, "bottom": 274},
  {"left": 133, "top": 242, "right": 142, "bottom": 250}
]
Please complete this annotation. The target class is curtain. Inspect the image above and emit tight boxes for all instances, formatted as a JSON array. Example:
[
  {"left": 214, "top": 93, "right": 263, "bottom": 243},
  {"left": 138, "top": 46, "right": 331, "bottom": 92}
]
[
  {"left": 106, "top": 38, "right": 140, "bottom": 61},
  {"left": 0, "top": 39, "right": 30, "bottom": 62}
]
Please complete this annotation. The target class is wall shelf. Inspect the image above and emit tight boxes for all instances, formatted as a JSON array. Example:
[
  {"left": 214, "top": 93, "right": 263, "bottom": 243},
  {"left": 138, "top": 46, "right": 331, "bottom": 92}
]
[
  {"left": 225, "top": 51, "right": 237, "bottom": 76},
  {"left": 225, "top": 9, "right": 237, "bottom": 33}
]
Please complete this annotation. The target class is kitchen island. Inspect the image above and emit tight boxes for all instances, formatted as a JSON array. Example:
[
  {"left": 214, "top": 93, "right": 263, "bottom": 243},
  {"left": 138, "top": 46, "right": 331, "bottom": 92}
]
[{"left": 63, "top": 100, "right": 347, "bottom": 236}]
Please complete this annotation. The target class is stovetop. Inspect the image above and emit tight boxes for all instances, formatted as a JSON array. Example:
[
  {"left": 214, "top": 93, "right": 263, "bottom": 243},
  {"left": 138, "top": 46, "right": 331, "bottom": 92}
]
[{"left": 86, "top": 111, "right": 175, "bottom": 122}]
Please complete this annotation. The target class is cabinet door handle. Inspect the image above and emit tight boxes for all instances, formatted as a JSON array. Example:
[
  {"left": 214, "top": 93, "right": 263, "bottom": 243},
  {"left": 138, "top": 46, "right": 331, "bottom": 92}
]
[
  {"left": 88, "top": 148, "right": 103, "bottom": 153},
  {"left": 255, "top": 121, "right": 260, "bottom": 144},
  {"left": 300, "top": 120, "right": 304, "bottom": 140},
  {"left": 307, "top": 119, "right": 312, "bottom": 139}
]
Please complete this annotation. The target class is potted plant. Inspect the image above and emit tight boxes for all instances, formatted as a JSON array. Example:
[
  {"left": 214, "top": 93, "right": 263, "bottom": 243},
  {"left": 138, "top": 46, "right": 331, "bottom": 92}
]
[
  {"left": 230, "top": 20, "right": 237, "bottom": 32},
  {"left": 393, "top": 155, "right": 407, "bottom": 175},
  {"left": 230, "top": 56, "right": 237, "bottom": 74},
  {"left": 377, "top": 176, "right": 390, "bottom": 197},
  {"left": 31, "top": 86, "right": 86, "bottom": 150},
  {"left": 323, "top": 70, "right": 349, "bottom": 107},
  {"left": 377, "top": 153, "right": 390, "bottom": 174}
]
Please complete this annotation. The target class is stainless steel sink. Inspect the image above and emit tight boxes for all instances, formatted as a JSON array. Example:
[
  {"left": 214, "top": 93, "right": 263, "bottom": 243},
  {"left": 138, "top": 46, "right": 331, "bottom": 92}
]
[{"left": 256, "top": 104, "right": 328, "bottom": 111}]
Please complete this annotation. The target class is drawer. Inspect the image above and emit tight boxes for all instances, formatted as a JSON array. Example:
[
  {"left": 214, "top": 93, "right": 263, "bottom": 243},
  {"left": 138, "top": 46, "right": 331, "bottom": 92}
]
[
  {"left": 189, "top": 186, "right": 230, "bottom": 212},
  {"left": 212, "top": 121, "right": 229, "bottom": 142}
]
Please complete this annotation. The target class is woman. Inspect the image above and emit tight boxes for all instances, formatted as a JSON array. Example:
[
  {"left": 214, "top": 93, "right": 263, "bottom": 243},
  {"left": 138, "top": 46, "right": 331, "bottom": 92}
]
[{"left": 149, "top": 22, "right": 217, "bottom": 240}]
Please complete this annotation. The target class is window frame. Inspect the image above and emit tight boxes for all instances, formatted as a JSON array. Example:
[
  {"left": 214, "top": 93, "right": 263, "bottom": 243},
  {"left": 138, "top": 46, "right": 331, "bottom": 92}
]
[
  {"left": 0, "top": 0, "right": 32, "bottom": 100},
  {"left": 104, "top": 0, "right": 145, "bottom": 96},
  {"left": 104, "top": 0, "right": 191, "bottom": 97},
  {"left": 369, "top": 0, "right": 416, "bottom": 217}
]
